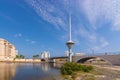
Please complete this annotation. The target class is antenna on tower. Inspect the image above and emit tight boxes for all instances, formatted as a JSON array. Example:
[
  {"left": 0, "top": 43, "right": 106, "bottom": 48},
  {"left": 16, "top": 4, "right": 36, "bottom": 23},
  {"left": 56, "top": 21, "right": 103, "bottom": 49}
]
[{"left": 69, "top": 14, "right": 72, "bottom": 42}]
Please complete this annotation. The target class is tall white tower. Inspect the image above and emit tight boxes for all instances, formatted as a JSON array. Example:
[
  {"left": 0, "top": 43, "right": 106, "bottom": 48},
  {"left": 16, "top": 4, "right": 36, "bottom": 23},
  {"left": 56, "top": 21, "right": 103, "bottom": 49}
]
[{"left": 66, "top": 15, "right": 75, "bottom": 62}]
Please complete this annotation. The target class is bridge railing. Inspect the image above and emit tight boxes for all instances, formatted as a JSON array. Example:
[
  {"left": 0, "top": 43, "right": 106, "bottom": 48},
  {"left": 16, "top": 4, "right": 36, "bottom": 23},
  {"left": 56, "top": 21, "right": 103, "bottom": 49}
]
[{"left": 81, "top": 52, "right": 120, "bottom": 57}]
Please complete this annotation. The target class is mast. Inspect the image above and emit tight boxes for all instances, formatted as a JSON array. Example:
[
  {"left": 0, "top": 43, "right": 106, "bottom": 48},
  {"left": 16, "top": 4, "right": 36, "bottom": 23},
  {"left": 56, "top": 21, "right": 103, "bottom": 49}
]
[{"left": 69, "top": 15, "right": 72, "bottom": 41}]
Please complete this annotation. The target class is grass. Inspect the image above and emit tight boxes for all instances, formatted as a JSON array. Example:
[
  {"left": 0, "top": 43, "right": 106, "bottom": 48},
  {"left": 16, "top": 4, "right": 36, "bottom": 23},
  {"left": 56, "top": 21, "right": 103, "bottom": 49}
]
[
  {"left": 61, "top": 62, "right": 93, "bottom": 75},
  {"left": 61, "top": 62, "right": 95, "bottom": 80},
  {"left": 61, "top": 63, "right": 120, "bottom": 80}
]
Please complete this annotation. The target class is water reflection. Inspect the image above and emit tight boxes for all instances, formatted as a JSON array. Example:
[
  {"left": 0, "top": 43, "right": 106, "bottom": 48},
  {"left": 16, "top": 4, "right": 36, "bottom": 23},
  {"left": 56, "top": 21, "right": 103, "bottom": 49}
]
[
  {"left": 53, "top": 63, "right": 62, "bottom": 68},
  {"left": 0, "top": 63, "right": 17, "bottom": 80},
  {"left": 0, "top": 62, "right": 62, "bottom": 80},
  {"left": 41, "top": 63, "right": 50, "bottom": 72}
]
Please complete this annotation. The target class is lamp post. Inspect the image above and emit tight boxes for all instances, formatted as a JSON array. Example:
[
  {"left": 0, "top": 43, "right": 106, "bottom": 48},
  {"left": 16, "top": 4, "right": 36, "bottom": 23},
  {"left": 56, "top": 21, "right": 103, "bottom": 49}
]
[{"left": 66, "top": 15, "right": 74, "bottom": 62}]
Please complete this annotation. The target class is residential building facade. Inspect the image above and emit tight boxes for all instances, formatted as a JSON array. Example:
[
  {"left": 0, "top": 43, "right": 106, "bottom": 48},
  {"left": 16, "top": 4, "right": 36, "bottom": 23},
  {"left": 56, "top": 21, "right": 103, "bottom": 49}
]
[{"left": 0, "top": 38, "right": 17, "bottom": 60}]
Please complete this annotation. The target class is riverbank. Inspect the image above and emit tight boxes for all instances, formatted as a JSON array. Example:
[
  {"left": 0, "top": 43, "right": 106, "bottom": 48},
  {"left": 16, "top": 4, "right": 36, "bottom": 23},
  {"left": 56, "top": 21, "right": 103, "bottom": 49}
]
[
  {"left": 62, "top": 64, "right": 120, "bottom": 80},
  {"left": 0, "top": 59, "right": 41, "bottom": 63}
]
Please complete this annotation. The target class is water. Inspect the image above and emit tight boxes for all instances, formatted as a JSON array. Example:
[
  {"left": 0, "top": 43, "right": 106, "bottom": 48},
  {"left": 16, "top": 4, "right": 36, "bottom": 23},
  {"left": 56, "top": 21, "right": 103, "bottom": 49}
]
[{"left": 0, "top": 62, "right": 62, "bottom": 80}]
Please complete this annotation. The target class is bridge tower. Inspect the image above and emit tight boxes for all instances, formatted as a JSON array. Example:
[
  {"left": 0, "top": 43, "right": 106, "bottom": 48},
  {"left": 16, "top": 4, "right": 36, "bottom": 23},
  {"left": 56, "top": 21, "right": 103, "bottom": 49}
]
[{"left": 66, "top": 15, "right": 75, "bottom": 62}]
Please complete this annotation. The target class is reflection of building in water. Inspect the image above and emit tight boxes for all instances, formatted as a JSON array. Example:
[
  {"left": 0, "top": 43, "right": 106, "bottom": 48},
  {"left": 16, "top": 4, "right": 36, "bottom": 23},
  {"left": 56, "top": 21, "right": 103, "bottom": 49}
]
[
  {"left": 41, "top": 63, "right": 50, "bottom": 72},
  {"left": 0, "top": 38, "right": 18, "bottom": 60},
  {"left": 0, "top": 63, "right": 17, "bottom": 80}
]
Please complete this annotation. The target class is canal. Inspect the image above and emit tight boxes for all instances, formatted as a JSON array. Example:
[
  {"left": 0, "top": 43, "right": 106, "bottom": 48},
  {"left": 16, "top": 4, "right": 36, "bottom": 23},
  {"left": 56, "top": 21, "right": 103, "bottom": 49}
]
[{"left": 0, "top": 62, "right": 63, "bottom": 80}]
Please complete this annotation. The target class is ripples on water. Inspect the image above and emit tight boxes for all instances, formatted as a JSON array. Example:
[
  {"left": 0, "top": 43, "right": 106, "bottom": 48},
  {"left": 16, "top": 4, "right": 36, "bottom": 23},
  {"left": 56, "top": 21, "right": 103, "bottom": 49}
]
[{"left": 0, "top": 62, "right": 62, "bottom": 80}]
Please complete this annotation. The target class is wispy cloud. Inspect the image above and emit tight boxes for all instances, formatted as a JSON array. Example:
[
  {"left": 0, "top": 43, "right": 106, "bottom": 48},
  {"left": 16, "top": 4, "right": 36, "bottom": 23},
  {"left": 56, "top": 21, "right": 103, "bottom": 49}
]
[
  {"left": 0, "top": 11, "right": 14, "bottom": 22},
  {"left": 14, "top": 33, "right": 36, "bottom": 44},
  {"left": 25, "top": 0, "right": 111, "bottom": 52},
  {"left": 25, "top": 0, "right": 68, "bottom": 30},
  {"left": 25, "top": 39, "right": 36, "bottom": 44},
  {"left": 100, "top": 37, "right": 109, "bottom": 48},
  {"left": 74, "top": 27, "right": 97, "bottom": 43},
  {"left": 82, "top": 0, "right": 120, "bottom": 31},
  {"left": 14, "top": 33, "right": 22, "bottom": 37},
  {"left": 73, "top": 25, "right": 109, "bottom": 52},
  {"left": 91, "top": 37, "right": 109, "bottom": 51}
]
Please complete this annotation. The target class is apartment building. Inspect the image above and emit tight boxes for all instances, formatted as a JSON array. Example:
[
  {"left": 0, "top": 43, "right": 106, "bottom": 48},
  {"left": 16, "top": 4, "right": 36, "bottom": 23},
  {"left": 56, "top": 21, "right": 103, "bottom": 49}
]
[{"left": 0, "top": 38, "right": 17, "bottom": 59}]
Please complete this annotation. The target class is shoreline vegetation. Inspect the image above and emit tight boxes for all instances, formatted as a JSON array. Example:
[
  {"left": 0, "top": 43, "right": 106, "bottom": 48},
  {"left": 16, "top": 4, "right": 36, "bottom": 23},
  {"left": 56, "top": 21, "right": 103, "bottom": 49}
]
[
  {"left": 61, "top": 62, "right": 93, "bottom": 75},
  {"left": 60, "top": 62, "right": 120, "bottom": 80}
]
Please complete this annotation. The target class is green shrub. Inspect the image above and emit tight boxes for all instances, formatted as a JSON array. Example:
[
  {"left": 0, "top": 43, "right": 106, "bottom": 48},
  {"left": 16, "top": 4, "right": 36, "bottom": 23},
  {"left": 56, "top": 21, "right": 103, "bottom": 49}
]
[
  {"left": 82, "top": 65, "right": 93, "bottom": 72},
  {"left": 61, "top": 62, "right": 93, "bottom": 75}
]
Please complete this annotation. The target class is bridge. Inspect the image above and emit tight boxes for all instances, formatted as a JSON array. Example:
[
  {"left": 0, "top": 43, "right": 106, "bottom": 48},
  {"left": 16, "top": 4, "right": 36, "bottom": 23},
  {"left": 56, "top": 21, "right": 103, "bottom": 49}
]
[
  {"left": 72, "top": 54, "right": 120, "bottom": 65},
  {"left": 49, "top": 53, "right": 120, "bottom": 65}
]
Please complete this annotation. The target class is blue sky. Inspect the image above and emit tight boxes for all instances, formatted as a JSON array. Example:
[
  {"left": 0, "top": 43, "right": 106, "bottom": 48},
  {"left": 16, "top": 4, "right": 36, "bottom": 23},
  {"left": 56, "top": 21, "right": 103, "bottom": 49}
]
[{"left": 1, "top": 0, "right": 120, "bottom": 58}]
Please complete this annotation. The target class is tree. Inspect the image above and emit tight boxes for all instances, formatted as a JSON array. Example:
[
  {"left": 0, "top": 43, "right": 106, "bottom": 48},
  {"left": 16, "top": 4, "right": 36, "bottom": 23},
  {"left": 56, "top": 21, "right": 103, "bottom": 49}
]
[
  {"left": 33, "top": 54, "right": 39, "bottom": 59},
  {"left": 15, "top": 54, "right": 25, "bottom": 59},
  {"left": 20, "top": 54, "right": 24, "bottom": 59}
]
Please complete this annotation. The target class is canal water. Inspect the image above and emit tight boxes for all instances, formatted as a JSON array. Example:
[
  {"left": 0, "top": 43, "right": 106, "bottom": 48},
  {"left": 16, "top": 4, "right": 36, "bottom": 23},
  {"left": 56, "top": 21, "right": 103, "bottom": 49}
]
[{"left": 0, "top": 62, "right": 63, "bottom": 80}]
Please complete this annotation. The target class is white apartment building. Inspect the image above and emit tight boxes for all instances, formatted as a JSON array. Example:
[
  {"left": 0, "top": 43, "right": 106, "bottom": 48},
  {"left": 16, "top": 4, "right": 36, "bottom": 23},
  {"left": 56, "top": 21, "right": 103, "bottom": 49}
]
[
  {"left": 0, "top": 38, "right": 18, "bottom": 60},
  {"left": 41, "top": 51, "right": 50, "bottom": 59}
]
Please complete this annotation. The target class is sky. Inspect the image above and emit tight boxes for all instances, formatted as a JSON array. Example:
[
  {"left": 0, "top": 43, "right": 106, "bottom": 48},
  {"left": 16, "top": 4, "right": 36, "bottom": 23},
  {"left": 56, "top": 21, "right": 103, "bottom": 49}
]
[{"left": 1, "top": 0, "right": 120, "bottom": 58}]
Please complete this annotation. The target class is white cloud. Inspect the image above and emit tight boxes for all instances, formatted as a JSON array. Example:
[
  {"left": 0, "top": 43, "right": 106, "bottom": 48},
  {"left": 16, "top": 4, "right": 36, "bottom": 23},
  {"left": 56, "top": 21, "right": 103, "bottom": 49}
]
[
  {"left": 25, "top": 0, "right": 67, "bottom": 30},
  {"left": 82, "top": 0, "right": 120, "bottom": 31},
  {"left": 73, "top": 26, "right": 109, "bottom": 51},
  {"left": 100, "top": 37, "right": 109, "bottom": 48},
  {"left": 25, "top": 39, "right": 30, "bottom": 42},
  {"left": 92, "top": 37, "right": 109, "bottom": 51},
  {"left": 25, "top": 0, "right": 111, "bottom": 52},
  {"left": 14, "top": 33, "right": 22, "bottom": 37},
  {"left": 31, "top": 41, "right": 36, "bottom": 44},
  {"left": 25, "top": 39, "right": 36, "bottom": 44},
  {"left": 74, "top": 27, "right": 97, "bottom": 43},
  {"left": 0, "top": 11, "right": 14, "bottom": 22}
]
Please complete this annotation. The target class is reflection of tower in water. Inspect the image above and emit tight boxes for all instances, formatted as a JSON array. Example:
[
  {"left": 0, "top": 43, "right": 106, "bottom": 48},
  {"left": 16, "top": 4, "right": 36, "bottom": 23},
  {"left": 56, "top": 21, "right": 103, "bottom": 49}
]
[
  {"left": 41, "top": 63, "right": 50, "bottom": 72},
  {"left": 0, "top": 63, "right": 17, "bottom": 80}
]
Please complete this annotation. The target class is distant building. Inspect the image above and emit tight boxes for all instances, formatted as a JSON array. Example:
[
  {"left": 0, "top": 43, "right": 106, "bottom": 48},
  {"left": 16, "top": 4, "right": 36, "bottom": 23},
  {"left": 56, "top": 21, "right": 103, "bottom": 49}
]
[
  {"left": 41, "top": 51, "right": 50, "bottom": 59},
  {"left": 0, "top": 38, "right": 18, "bottom": 60},
  {"left": 74, "top": 52, "right": 85, "bottom": 56}
]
